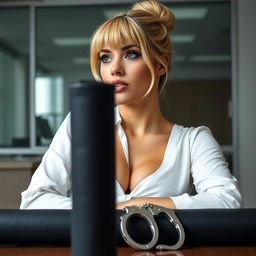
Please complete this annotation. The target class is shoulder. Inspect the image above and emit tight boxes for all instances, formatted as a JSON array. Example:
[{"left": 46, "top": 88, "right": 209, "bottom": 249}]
[
  {"left": 173, "top": 124, "right": 220, "bottom": 152},
  {"left": 173, "top": 124, "right": 213, "bottom": 143},
  {"left": 56, "top": 112, "right": 71, "bottom": 136},
  {"left": 174, "top": 124, "right": 224, "bottom": 164},
  {"left": 174, "top": 125, "right": 222, "bottom": 158},
  {"left": 50, "top": 112, "right": 71, "bottom": 149}
]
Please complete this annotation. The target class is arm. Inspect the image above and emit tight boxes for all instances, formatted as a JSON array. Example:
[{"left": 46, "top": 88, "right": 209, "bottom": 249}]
[
  {"left": 20, "top": 113, "right": 72, "bottom": 209},
  {"left": 171, "top": 126, "right": 242, "bottom": 209}
]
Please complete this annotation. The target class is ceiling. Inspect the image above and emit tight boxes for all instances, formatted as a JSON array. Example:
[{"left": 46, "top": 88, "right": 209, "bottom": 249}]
[{"left": 0, "top": 1, "right": 231, "bottom": 81}]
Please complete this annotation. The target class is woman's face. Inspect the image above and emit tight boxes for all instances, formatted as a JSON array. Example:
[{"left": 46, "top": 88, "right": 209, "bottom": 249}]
[{"left": 99, "top": 42, "right": 156, "bottom": 105}]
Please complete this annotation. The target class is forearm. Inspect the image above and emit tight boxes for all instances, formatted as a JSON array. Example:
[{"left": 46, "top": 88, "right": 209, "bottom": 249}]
[
  {"left": 116, "top": 197, "right": 176, "bottom": 210},
  {"left": 20, "top": 191, "right": 72, "bottom": 209}
]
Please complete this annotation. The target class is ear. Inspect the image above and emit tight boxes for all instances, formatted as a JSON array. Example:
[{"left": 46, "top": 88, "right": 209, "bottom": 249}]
[{"left": 155, "top": 55, "right": 169, "bottom": 76}]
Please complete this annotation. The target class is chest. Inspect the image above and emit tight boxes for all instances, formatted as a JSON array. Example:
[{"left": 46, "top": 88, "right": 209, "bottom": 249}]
[{"left": 115, "top": 129, "right": 171, "bottom": 193}]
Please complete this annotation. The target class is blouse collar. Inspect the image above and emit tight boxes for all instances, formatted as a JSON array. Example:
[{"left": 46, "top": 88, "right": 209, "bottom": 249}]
[{"left": 114, "top": 105, "right": 122, "bottom": 125}]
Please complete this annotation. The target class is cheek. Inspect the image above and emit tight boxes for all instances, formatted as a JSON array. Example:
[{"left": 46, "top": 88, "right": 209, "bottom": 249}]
[
  {"left": 99, "top": 65, "right": 109, "bottom": 81},
  {"left": 132, "top": 64, "right": 152, "bottom": 83}
]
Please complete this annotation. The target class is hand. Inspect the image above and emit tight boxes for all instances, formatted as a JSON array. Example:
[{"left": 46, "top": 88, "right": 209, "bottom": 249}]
[
  {"left": 116, "top": 200, "right": 134, "bottom": 210},
  {"left": 116, "top": 197, "right": 176, "bottom": 210}
]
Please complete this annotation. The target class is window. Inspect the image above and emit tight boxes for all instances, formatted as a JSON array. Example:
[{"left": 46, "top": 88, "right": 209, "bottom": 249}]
[
  {"left": 35, "top": 77, "right": 63, "bottom": 145},
  {"left": 162, "top": 2, "right": 232, "bottom": 146},
  {"left": 0, "top": 7, "right": 29, "bottom": 148}
]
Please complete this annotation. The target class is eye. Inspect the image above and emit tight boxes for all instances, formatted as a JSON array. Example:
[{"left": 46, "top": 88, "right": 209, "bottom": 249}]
[
  {"left": 125, "top": 50, "right": 141, "bottom": 59},
  {"left": 99, "top": 54, "right": 112, "bottom": 63}
]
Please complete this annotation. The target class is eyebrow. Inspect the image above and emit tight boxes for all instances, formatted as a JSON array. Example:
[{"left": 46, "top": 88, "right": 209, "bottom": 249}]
[{"left": 100, "top": 44, "right": 139, "bottom": 53}]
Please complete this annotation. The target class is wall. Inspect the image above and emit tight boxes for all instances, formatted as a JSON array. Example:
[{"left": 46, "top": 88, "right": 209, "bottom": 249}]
[{"left": 237, "top": 0, "right": 256, "bottom": 207}]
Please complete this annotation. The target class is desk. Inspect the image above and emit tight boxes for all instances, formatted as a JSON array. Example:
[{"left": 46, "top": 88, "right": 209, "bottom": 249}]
[
  {"left": 0, "top": 246, "right": 255, "bottom": 256},
  {"left": 0, "top": 156, "right": 41, "bottom": 208}
]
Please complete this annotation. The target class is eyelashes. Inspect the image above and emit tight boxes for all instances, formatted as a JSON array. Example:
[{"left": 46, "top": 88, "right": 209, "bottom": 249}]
[
  {"left": 99, "top": 50, "right": 142, "bottom": 63},
  {"left": 99, "top": 54, "right": 111, "bottom": 63},
  {"left": 125, "top": 50, "right": 141, "bottom": 59}
]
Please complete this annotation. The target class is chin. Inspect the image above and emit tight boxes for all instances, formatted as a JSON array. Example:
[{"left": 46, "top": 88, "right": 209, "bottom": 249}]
[
  {"left": 114, "top": 92, "right": 146, "bottom": 106},
  {"left": 114, "top": 95, "right": 130, "bottom": 105},
  {"left": 114, "top": 100, "right": 129, "bottom": 106}
]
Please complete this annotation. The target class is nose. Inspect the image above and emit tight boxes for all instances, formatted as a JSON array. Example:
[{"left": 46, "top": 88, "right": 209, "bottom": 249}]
[{"left": 111, "top": 59, "right": 124, "bottom": 76}]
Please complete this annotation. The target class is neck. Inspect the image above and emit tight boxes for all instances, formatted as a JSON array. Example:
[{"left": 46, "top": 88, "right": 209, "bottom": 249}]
[{"left": 118, "top": 93, "right": 167, "bottom": 136}]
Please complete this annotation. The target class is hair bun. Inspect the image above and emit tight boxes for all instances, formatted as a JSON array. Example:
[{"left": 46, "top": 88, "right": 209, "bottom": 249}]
[{"left": 131, "top": 0, "right": 176, "bottom": 32}]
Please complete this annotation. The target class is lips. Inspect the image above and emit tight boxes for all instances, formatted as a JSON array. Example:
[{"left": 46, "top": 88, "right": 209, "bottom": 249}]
[
  {"left": 111, "top": 80, "right": 128, "bottom": 86},
  {"left": 111, "top": 80, "right": 128, "bottom": 92}
]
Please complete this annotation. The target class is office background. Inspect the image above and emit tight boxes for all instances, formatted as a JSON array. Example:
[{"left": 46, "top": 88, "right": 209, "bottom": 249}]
[{"left": 0, "top": 0, "right": 255, "bottom": 208}]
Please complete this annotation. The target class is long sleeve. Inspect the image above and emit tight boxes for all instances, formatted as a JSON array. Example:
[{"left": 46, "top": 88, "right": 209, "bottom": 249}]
[
  {"left": 171, "top": 126, "right": 242, "bottom": 209},
  {"left": 20, "top": 113, "right": 72, "bottom": 209}
]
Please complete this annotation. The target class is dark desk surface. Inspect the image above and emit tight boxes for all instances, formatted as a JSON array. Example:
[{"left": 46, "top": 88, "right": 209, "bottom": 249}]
[{"left": 0, "top": 246, "right": 256, "bottom": 256}]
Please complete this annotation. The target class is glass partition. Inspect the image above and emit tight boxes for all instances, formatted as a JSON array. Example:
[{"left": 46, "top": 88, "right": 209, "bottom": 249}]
[
  {"left": 0, "top": 1, "right": 233, "bottom": 163},
  {"left": 163, "top": 1, "right": 231, "bottom": 145},
  {"left": 0, "top": 7, "right": 30, "bottom": 148},
  {"left": 35, "top": 2, "right": 232, "bottom": 147}
]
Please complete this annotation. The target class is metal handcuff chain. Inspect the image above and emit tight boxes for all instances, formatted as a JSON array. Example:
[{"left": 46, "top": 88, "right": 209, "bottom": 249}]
[{"left": 120, "top": 203, "right": 185, "bottom": 250}]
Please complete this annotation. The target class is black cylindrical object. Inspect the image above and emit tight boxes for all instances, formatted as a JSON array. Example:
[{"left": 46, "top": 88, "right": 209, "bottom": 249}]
[
  {"left": 70, "top": 80, "right": 116, "bottom": 256},
  {"left": 1, "top": 209, "right": 256, "bottom": 246},
  {"left": 0, "top": 210, "right": 70, "bottom": 246}
]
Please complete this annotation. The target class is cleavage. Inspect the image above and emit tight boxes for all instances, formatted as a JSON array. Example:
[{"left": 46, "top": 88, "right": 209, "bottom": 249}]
[{"left": 115, "top": 128, "right": 171, "bottom": 193}]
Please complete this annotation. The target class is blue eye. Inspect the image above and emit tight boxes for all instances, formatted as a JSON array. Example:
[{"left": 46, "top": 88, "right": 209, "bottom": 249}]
[
  {"left": 99, "top": 55, "right": 112, "bottom": 63},
  {"left": 125, "top": 50, "right": 141, "bottom": 59}
]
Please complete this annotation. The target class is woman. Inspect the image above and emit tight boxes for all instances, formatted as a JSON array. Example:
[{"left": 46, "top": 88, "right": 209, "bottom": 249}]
[{"left": 20, "top": 0, "right": 242, "bottom": 209}]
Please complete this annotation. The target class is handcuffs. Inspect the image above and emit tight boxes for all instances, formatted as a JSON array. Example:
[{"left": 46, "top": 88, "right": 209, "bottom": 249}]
[{"left": 120, "top": 203, "right": 185, "bottom": 250}]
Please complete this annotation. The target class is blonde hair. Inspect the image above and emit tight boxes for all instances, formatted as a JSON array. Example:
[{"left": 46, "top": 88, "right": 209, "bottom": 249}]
[{"left": 90, "top": 0, "right": 176, "bottom": 94}]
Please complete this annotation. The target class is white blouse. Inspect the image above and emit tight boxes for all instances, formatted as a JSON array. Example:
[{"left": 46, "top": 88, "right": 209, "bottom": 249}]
[{"left": 20, "top": 107, "right": 242, "bottom": 209}]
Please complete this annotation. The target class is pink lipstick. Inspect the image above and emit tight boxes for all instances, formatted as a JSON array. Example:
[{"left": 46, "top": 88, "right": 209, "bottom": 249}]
[{"left": 111, "top": 80, "right": 128, "bottom": 92}]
